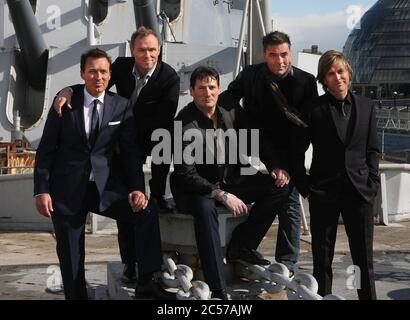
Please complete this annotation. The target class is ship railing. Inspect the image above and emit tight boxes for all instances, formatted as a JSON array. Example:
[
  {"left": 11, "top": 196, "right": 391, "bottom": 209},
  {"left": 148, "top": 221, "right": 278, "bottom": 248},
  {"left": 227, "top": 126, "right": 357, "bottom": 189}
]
[
  {"left": 0, "top": 165, "right": 34, "bottom": 175},
  {"left": 377, "top": 108, "right": 410, "bottom": 131}
]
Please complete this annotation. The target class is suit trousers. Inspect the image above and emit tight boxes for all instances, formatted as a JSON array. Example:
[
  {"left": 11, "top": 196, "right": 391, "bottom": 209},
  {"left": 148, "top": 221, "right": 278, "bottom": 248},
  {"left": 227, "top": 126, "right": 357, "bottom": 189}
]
[
  {"left": 308, "top": 184, "right": 377, "bottom": 300},
  {"left": 51, "top": 182, "right": 162, "bottom": 300},
  {"left": 174, "top": 173, "right": 288, "bottom": 291},
  {"left": 116, "top": 161, "right": 171, "bottom": 264}
]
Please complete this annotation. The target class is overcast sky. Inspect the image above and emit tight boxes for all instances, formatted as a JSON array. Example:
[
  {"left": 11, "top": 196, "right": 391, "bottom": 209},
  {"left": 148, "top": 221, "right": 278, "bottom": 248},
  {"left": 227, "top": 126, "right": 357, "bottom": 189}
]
[{"left": 270, "top": 0, "right": 379, "bottom": 58}]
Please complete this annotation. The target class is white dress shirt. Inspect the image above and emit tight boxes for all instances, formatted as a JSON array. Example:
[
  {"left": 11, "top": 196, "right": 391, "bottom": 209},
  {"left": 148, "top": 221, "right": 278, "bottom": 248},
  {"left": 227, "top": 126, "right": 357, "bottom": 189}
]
[
  {"left": 83, "top": 88, "right": 104, "bottom": 139},
  {"left": 129, "top": 63, "right": 157, "bottom": 107},
  {"left": 83, "top": 88, "right": 105, "bottom": 181}
]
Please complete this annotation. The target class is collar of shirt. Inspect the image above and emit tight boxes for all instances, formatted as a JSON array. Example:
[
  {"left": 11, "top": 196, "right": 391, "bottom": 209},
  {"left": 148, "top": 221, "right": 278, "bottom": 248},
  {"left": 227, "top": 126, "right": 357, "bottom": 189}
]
[
  {"left": 83, "top": 88, "right": 105, "bottom": 135},
  {"left": 326, "top": 90, "right": 353, "bottom": 119},
  {"left": 192, "top": 104, "right": 224, "bottom": 129},
  {"left": 326, "top": 90, "right": 353, "bottom": 107},
  {"left": 263, "top": 63, "right": 294, "bottom": 82},
  {"left": 132, "top": 63, "right": 157, "bottom": 84},
  {"left": 83, "top": 88, "right": 105, "bottom": 108}
]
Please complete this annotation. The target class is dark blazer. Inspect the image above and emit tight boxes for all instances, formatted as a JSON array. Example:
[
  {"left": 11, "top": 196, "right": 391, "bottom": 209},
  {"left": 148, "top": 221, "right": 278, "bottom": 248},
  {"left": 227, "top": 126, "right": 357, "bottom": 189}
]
[
  {"left": 290, "top": 92, "right": 380, "bottom": 203},
  {"left": 109, "top": 57, "right": 180, "bottom": 153},
  {"left": 170, "top": 99, "right": 282, "bottom": 196},
  {"left": 224, "top": 63, "right": 318, "bottom": 151},
  {"left": 34, "top": 87, "right": 144, "bottom": 215}
]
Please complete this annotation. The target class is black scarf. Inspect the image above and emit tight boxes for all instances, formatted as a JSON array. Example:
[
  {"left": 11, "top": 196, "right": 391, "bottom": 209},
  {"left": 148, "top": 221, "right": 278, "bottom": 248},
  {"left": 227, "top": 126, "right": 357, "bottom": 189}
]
[{"left": 263, "top": 65, "right": 308, "bottom": 128}]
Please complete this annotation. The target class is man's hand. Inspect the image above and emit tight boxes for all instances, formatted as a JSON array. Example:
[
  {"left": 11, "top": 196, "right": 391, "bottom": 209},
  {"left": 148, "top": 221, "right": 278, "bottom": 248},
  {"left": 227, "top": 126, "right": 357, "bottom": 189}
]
[
  {"left": 54, "top": 87, "right": 73, "bottom": 117},
  {"left": 216, "top": 192, "right": 248, "bottom": 217},
  {"left": 128, "top": 191, "right": 149, "bottom": 213},
  {"left": 271, "top": 168, "right": 290, "bottom": 188},
  {"left": 35, "top": 194, "right": 54, "bottom": 218}
]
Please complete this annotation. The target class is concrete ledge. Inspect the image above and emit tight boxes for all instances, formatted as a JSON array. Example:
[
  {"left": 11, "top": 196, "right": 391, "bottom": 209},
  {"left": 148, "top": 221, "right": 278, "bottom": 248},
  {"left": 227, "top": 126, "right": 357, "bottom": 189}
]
[
  {"left": 0, "top": 173, "right": 53, "bottom": 231},
  {"left": 159, "top": 208, "right": 248, "bottom": 255}
]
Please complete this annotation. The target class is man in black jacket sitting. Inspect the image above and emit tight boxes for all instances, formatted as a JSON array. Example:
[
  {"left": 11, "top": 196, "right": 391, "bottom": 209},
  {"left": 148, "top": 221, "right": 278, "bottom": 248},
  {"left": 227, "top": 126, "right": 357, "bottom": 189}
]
[{"left": 170, "top": 66, "right": 289, "bottom": 299}]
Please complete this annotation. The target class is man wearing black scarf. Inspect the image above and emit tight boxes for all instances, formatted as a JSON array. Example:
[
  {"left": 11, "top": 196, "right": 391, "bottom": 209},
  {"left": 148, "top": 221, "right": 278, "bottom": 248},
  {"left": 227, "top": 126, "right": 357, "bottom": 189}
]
[{"left": 221, "top": 31, "right": 318, "bottom": 275}]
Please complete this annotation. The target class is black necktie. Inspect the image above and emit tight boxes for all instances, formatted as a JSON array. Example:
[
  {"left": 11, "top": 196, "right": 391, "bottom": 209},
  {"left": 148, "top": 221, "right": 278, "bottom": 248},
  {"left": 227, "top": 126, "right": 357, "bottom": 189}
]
[{"left": 89, "top": 99, "right": 100, "bottom": 147}]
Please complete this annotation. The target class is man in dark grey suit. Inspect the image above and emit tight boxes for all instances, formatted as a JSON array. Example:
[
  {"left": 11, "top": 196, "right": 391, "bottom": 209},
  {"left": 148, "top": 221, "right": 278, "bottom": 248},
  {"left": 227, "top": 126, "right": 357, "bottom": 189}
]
[
  {"left": 54, "top": 27, "right": 180, "bottom": 282},
  {"left": 34, "top": 49, "right": 172, "bottom": 300},
  {"left": 290, "top": 50, "right": 380, "bottom": 300}
]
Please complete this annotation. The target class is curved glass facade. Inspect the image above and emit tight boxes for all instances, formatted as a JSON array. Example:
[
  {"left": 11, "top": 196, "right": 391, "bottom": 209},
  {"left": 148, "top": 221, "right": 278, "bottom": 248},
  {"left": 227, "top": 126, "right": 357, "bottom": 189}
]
[{"left": 343, "top": 0, "right": 410, "bottom": 98}]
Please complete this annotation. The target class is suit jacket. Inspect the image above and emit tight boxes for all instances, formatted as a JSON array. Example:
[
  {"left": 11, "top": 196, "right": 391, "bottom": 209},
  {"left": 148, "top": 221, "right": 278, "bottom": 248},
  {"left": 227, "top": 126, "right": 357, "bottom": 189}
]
[
  {"left": 170, "top": 99, "right": 282, "bottom": 196},
  {"left": 34, "top": 87, "right": 145, "bottom": 215},
  {"left": 290, "top": 92, "right": 380, "bottom": 203},
  {"left": 223, "top": 63, "right": 318, "bottom": 154},
  {"left": 109, "top": 57, "right": 180, "bottom": 153}
]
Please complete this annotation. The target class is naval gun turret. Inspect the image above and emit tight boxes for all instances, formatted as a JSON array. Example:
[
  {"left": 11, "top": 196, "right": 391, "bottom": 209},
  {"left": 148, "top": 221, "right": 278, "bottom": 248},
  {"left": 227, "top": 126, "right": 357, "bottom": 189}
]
[
  {"left": 6, "top": 0, "right": 48, "bottom": 91},
  {"left": 133, "top": 0, "right": 160, "bottom": 36}
]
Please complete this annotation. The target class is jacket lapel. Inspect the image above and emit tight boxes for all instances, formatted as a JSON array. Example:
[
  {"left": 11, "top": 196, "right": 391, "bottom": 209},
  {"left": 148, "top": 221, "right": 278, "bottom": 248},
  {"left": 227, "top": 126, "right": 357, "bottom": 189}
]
[
  {"left": 72, "top": 89, "right": 89, "bottom": 148},
  {"left": 219, "top": 106, "right": 234, "bottom": 129},
  {"left": 100, "top": 92, "right": 115, "bottom": 130},
  {"left": 347, "top": 93, "right": 360, "bottom": 147}
]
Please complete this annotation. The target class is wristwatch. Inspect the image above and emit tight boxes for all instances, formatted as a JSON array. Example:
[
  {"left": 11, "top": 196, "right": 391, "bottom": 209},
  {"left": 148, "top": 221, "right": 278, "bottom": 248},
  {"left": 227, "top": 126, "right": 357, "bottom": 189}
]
[
  {"left": 212, "top": 189, "right": 228, "bottom": 203},
  {"left": 219, "top": 191, "right": 229, "bottom": 204}
]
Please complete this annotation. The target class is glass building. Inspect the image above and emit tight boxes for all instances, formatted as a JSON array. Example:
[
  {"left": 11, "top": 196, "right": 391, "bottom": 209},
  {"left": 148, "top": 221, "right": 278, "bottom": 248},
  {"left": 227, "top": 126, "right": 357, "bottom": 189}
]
[{"left": 343, "top": 0, "right": 410, "bottom": 99}]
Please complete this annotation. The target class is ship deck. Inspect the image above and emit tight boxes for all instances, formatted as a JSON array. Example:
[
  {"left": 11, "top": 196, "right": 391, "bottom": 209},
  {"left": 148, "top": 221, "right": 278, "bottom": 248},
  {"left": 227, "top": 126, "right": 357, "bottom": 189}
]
[{"left": 1, "top": 220, "right": 409, "bottom": 301}]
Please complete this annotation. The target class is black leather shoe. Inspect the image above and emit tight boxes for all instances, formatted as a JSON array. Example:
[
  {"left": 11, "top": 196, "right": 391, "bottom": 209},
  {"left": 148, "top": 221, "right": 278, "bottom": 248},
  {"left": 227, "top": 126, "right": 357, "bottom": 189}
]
[
  {"left": 135, "top": 279, "right": 176, "bottom": 300},
  {"left": 122, "top": 262, "right": 137, "bottom": 283},
  {"left": 153, "top": 196, "right": 174, "bottom": 213},
  {"left": 226, "top": 248, "right": 270, "bottom": 265},
  {"left": 212, "top": 289, "right": 229, "bottom": 300}
]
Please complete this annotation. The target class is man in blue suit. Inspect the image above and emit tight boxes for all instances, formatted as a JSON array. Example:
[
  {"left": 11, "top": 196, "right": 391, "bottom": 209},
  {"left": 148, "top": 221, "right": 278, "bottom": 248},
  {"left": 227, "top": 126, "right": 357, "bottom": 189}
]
[{"left": 34, "top": 48, "right": 173, "bottom": 300}]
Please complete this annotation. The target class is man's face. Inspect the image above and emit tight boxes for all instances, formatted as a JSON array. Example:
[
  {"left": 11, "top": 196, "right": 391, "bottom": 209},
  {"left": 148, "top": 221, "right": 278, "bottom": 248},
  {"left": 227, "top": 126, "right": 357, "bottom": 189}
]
[
  {"left": 263, "top": 43, "right": 292, "bottom": 76},
  {"left": 323, "top": 59, "right": 351, "bottom": 100},
  {"left": 189, "top": 76, "right": 220, "bottom": 112},
  {"left": 80, "top": 57, "right": 111, "bottom": 97},
  {"left": 131, "top": 34, "right": 160, "bottom": 75}
]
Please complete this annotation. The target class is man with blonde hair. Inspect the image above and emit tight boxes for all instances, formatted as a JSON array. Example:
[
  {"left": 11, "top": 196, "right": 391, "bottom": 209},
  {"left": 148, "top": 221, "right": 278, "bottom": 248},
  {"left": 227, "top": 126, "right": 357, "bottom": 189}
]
[{"left": 290, "top": 50, "right": 380, "bottom": 300}]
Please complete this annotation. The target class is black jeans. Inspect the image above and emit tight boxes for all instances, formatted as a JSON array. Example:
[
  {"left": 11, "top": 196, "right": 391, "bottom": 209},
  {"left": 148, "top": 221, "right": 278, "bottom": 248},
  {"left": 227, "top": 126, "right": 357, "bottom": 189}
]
[{"left": 173, "top": 173, "right": 288, "bottom": 291}]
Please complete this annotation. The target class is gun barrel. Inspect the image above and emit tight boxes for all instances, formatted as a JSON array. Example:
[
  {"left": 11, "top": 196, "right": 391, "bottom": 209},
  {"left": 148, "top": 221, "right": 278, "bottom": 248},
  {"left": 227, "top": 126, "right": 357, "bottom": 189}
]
[
  {"left": 133, "top": 0, "right": 160, "bottom": 37},
  {"left": 7, "top": 0, "right": 48, "bottom": 90}
]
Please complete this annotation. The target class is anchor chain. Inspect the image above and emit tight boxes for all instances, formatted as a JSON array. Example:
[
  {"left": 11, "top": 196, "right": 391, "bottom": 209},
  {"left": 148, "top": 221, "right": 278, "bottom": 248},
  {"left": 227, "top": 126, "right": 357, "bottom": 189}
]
[
  {"left": 236, "top": 260, "right": 345, "bottom": 300},
  {"left": 161, "top": 255, "right": 212, "bottom": 300}
]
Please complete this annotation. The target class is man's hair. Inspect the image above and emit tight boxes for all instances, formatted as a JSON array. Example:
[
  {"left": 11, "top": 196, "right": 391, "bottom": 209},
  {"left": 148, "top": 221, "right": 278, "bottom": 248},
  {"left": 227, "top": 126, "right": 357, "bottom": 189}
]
[
  {"left": 190, "top": 66, "right": 220, "bottom": 88},
  {"left": 80, "top": 48, "right": 112, "bottom": 72},
  {"left": 317, "top": 50, "right": 353, "bottom": 91},
  {"left": 130, "top": 26, "right": 161, "bottom": 49},
  {"left": 262, "top": 31, "right": 291, "bottom": 51}
]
